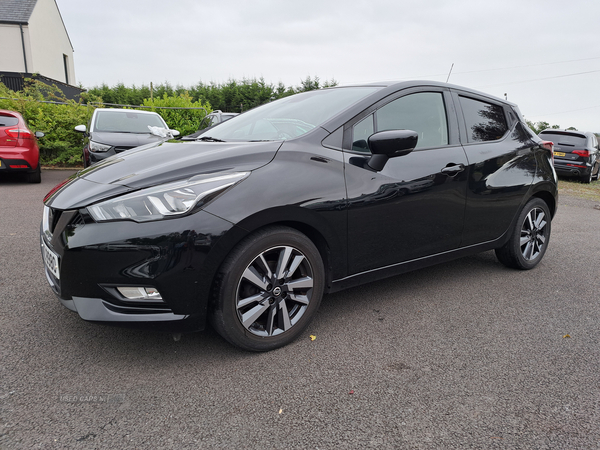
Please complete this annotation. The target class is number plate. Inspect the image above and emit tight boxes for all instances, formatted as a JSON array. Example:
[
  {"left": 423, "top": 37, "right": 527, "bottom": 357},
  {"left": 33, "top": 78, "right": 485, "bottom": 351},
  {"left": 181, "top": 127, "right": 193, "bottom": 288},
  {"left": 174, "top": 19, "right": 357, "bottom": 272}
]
[
  {"left": 554, "top": 151, "right": 566, "bottom": 157},
  {"left": 42, "top": 240, "right": 60, "bottom": 279}
]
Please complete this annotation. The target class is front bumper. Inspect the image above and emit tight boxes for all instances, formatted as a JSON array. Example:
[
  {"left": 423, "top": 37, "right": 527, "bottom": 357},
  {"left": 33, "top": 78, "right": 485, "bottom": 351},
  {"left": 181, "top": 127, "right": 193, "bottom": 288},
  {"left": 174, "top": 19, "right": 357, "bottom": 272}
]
[{"left": 40, "top": 205, "right": 237, "bottom": 331}]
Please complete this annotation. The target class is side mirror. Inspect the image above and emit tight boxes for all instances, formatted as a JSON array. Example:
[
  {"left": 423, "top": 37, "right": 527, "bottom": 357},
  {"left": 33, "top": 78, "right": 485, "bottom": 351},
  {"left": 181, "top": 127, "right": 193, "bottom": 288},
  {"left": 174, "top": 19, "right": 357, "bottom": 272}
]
[
  {"left": 170, "top": 130, "right": 181, "bottom": 137},
  {"left": 367, "top": 130, "right": 418, "bottom": 171},
  {"left": 74, "top": 125, "right": 87, "bottom": 133},
  {"left": 34, "top": 131, "right": 45, "bottom": 138}
]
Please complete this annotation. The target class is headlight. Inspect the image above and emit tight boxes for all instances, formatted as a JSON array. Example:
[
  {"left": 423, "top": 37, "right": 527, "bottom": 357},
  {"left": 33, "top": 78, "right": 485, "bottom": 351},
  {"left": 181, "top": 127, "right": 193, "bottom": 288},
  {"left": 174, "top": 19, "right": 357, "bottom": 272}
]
[
  {"left": 89, "top": 141, "right": 112, "bottom": 152},
  {"left": 88, "top": 172, "right": 249, "bottom": 222}
]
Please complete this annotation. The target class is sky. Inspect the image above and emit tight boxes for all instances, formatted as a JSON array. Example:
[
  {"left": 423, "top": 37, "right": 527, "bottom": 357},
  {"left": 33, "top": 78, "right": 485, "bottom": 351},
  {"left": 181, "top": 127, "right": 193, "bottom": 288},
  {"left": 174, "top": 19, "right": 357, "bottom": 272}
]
[{"left": 56, "top": 0, "right": 600, "bottom": 132}]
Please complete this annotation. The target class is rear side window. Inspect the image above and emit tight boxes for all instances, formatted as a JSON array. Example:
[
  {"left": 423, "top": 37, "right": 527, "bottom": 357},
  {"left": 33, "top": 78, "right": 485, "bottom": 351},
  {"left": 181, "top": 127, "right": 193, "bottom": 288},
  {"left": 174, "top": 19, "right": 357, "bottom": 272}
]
[
  {"left": 459, "top": 96, "right": 508, "bottom": 143},
  {"left": 0, "top": 115, "right": 19, "bottom": 127}
]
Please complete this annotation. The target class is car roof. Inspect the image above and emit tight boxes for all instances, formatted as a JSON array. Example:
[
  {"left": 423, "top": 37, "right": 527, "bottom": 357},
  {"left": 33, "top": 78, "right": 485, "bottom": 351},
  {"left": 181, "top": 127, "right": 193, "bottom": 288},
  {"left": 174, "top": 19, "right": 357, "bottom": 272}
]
[
  {"left": 0, "top": 109, "right": 22, "bottom": 117},
  {"left": 539, "top": 129, "right": 591, "bottom": 138},
  {"left": 335, "top": 80, "right": 513, "bottom": 106},
  {"left": 93, "top": 108, "right": 162, "bottom": 116}
]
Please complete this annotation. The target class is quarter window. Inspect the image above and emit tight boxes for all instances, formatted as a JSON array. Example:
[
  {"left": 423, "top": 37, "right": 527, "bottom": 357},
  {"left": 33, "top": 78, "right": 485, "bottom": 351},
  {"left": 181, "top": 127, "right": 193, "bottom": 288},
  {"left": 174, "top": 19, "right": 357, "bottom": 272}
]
[
  {"left": 352, "top": 114, "right": 374, "bottom": 152},
  {"left": 459, "top": 96, "right": 508, "bottom": 143}
]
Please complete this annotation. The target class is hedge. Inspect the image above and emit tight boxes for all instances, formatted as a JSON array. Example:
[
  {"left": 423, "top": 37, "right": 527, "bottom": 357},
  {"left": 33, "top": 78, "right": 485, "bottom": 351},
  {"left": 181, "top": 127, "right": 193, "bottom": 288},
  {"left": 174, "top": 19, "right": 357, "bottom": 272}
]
[{"left": 0, "top": 80, "right": 211, "bottom": 167}]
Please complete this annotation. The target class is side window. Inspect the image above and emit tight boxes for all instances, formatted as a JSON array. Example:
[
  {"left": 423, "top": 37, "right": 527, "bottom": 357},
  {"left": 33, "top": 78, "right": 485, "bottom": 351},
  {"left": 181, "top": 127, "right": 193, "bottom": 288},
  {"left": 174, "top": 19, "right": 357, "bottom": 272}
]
[
  {"left": 459, "top": 96, "right": 508, "bottom": 143},
  {"left": 351, "top": 92, "right": 449, "bottom": 152},
  {"left": 377, "top": 92, "right": 449, "bottom": 149},
  {"left": 352, "top": 114, "right": 374, "bottom": 152}
]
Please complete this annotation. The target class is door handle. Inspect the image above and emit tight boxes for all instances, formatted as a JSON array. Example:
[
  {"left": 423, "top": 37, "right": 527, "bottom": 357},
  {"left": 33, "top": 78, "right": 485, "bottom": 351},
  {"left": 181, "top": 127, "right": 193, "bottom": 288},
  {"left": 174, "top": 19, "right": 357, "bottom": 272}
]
[{"left": 441, "top": 163, "right": 465, "bottom": 176}]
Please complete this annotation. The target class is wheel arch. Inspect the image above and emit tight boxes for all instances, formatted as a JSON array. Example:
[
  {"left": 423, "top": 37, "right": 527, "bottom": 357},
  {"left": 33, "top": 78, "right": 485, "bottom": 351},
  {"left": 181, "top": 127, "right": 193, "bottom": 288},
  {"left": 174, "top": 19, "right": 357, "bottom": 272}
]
[
  {"left": 530, "top": 188, "right": 557, "bottom": 219},
  {"left": 231, "top": 209, "right": 343, "bottom": 289},
  {"left": 204, "top": 206, "right": 345, "bottom": 313}
]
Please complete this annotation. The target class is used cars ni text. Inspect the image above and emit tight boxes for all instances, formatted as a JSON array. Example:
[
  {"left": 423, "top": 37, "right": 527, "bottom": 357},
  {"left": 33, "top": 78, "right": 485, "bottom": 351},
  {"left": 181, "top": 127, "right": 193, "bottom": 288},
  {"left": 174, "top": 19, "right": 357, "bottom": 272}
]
[
  {"left": 0, "top": 109, "right": 44, "bottom": 183},
  {"left": 42, "top": 81, "right": 558, "bottom": 351},
  {"left": 75, "top": 108, "right": 179, "bottom": 167}
]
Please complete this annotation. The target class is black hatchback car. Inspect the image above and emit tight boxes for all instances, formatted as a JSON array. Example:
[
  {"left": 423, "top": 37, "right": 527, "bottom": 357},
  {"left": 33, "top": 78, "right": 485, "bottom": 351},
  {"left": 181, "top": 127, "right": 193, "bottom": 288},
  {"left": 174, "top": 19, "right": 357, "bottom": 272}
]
[
  {"left": 538, "top": 129, "right": 600, "bottom": 183},
  {"left": 41, "top": 81, "right": 558, "bottom": 351}
]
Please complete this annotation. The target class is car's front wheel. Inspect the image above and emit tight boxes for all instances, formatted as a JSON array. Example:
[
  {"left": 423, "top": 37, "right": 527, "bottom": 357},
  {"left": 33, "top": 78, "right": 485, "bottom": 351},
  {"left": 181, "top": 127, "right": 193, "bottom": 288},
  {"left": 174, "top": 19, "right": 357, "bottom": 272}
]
[
  {"left": 211, "top": 226, "right": 324, "bottom": 351},
  {"left": 495, "top": 198, "right": 551, "bottom": 270}
]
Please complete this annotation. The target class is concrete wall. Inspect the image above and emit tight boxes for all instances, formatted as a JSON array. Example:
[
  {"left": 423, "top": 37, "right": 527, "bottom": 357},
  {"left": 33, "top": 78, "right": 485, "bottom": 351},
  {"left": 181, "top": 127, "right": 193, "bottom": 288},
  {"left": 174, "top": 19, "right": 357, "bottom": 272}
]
[{"left": 27, "top": 0, "right": 76, "bottom": 84}]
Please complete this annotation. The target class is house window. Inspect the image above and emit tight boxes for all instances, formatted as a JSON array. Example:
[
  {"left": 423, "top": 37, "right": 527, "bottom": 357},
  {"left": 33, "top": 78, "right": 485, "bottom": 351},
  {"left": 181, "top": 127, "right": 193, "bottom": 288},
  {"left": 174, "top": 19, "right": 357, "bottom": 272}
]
[{"left": 63, "top": 54, "right": 69, "bottom": 84}]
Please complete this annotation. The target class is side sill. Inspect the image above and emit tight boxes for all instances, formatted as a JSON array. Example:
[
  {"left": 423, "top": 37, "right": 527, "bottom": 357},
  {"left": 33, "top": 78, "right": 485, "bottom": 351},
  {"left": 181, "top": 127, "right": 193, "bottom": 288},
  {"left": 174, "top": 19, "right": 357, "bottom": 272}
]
[{"left": 328, "top": 236, "right": 506, "bottom": 294}]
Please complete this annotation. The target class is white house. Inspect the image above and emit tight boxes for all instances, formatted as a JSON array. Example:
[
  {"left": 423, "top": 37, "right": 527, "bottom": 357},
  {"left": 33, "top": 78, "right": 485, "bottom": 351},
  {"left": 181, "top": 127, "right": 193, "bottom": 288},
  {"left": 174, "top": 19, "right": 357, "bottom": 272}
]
[{"left": 0, "top": 0, "right": 80, "bottom": 97}]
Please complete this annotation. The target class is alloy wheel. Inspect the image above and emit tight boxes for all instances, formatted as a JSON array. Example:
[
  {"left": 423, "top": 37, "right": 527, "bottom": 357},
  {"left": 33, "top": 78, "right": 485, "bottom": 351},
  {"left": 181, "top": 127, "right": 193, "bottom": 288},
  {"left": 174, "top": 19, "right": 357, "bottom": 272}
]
[
  {"left": 519, "top": 207, "right": 547, "bottom": 261},
  {"left": 235, "top": 245, "right": 314, "bottom": 337}
]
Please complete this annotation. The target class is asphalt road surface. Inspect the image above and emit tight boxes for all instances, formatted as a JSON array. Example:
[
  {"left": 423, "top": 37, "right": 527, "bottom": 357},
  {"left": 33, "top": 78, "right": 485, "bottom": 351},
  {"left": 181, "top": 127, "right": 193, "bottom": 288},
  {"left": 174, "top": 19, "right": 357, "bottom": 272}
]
[{"left": 1, "top": 169, "right": 600, "bottom": 449}]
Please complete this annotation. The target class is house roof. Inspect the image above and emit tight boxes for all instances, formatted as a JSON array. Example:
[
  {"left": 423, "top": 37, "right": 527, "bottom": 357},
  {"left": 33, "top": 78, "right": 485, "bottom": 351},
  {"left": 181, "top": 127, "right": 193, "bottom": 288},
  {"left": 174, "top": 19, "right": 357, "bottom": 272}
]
[{"left": 0, "top": 0, "right": 38, "bottom": 24}]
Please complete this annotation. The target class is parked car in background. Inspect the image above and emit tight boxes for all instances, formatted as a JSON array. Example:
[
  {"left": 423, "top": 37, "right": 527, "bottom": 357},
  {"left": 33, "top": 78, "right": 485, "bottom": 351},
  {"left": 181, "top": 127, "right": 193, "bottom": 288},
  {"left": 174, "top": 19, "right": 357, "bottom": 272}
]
[
  {"left": 538, "top": 129, "right": 600, "bottom": 183},
  {"left": 42, "top": 81, "right": 558, "bottom": 352},
  {"left": 0, "top": 109, "right": 44, "bottom": 183},
  {"left": 75, "top": 108, "right": 180, "bottom": 167},
  {"left": 181, "top": 110, "right": 239, "bottom": 140}
]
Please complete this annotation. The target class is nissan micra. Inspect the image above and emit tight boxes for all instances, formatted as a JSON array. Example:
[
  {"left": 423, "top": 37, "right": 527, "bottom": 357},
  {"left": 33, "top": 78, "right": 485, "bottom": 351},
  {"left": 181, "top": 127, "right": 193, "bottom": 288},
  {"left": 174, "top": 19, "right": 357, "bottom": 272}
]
[{"left": 42, "top": 81, "right": 558, "bottom": 351}]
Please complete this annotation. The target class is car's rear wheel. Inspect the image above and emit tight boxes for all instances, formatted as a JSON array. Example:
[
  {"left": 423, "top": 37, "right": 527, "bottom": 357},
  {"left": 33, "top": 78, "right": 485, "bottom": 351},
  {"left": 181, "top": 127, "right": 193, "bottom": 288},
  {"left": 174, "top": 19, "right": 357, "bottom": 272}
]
[
  {"left": 495, "top": 198, "right": 551, "bottom": 270},
  {"left": 27, "top": 165, "right": 41, "bottom": 183},
  {"left": 211, "top": 226, "right": 324, "bottom": 352},
  {"left": 581, "top": 169, "right": 593, "bottom": 184}
]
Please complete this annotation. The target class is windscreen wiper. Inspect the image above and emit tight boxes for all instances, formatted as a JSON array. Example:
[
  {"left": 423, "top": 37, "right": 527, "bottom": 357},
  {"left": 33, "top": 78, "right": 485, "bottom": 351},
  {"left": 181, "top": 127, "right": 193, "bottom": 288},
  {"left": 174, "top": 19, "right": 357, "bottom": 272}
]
[{"left": 197, "top": 136, "right": 225, "bottom": 142}]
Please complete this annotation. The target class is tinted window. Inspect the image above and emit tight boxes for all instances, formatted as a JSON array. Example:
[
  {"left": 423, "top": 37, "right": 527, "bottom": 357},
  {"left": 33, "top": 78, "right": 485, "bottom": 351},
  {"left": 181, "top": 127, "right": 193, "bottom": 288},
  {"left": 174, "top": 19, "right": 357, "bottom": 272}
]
[
  {"left": 459, "top": 96, "right": 508, "bottom": 143},
  {"left": 538, "top": 132, "right": 587, "bottom": 147},
  {"left": 377, "top": 92, "right": 448, "bottom": 149},
  {"left": 0, "top": 115, "right": 19, "bottom": 127}
]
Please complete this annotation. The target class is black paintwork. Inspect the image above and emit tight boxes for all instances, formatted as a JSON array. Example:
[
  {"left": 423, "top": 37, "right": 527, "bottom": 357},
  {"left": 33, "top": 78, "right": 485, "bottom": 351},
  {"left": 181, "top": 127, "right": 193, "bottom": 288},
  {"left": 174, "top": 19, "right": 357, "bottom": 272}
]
[{"left": 41, "top": 80, "right": 558, "bottom": 331}]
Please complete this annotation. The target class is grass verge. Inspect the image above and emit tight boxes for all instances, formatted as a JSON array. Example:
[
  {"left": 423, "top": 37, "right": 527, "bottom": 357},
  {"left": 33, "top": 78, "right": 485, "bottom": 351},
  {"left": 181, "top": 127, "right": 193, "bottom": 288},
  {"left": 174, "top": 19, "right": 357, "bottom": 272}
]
[{"left": 558, "top": 178, "right": 600, "bottom": 202}]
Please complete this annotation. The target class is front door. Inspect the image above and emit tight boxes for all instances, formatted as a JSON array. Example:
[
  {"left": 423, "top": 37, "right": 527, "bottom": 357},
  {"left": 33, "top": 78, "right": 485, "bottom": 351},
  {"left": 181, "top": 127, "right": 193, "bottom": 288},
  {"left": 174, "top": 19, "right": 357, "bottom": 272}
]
[{"left": 344, "top": 89, "right": 469, "bottom": 274}]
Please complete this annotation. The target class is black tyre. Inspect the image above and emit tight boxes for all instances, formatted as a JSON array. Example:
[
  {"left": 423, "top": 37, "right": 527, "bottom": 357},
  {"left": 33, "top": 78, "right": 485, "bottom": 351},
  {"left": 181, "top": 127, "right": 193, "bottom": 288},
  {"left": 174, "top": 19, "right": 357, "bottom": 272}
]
[
  {"left": 581, "top": 169, "right": 592, "bottom": 184},
  {"left": 210, "top": 226, "right": 324, "bottom": 352},
  {"left": 495, "top": 198, "right": 551, "bottom": 270},
  {"left": 27, "top": 165, "right": 41, "bottom": 183}
]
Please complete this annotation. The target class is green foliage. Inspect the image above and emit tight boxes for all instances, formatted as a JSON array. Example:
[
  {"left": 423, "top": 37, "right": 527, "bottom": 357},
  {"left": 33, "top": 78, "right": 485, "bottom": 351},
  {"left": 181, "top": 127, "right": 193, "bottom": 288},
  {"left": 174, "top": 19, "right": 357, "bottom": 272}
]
[
  {"left": 142, "top": 93, "right": 211, "bottom": 136},
  {"left": 89, "top": 76, "right": 339, "bottom": 113},
  {"left": 526, "top": 120, "right": 577, "bottom": 135},
  {"left": 0, "top": 79, "right": 99, "bottom": 166}
]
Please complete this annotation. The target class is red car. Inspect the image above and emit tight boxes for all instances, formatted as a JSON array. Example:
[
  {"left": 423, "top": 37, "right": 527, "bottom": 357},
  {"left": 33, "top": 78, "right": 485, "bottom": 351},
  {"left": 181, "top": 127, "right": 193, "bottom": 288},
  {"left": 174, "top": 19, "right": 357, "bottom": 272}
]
[{"left": 0, "top": 109, "right": 44, "bottom": 183}]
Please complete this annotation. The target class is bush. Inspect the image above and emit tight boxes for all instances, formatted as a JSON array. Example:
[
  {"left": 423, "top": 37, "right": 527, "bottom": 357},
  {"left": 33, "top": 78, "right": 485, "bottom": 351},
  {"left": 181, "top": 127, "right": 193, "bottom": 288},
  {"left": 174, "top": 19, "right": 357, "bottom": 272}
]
[
  {"left": 142, "top": 92, "right": 211, "bottom": 136},
  {"left": 0, "top": 80, "right": 97, "bottom": 166}
]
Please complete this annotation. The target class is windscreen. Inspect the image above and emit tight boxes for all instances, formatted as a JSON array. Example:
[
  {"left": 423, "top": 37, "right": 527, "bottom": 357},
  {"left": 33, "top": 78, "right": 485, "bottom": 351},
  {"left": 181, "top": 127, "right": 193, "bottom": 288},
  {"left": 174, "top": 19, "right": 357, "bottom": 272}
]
[
  {"left": 204, "top": 87, "right": 381, "bottom": 142},
  {"left": 94, "top": 110, "right": 166, "bottom": 133}
]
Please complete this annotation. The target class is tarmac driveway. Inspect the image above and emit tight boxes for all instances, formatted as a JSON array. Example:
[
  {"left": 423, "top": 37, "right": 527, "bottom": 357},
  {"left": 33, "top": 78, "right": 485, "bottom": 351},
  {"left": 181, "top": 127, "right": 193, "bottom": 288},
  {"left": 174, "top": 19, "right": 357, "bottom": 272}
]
[{"left": 1, "top": 169, "right": 599, "bottom": 449}]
